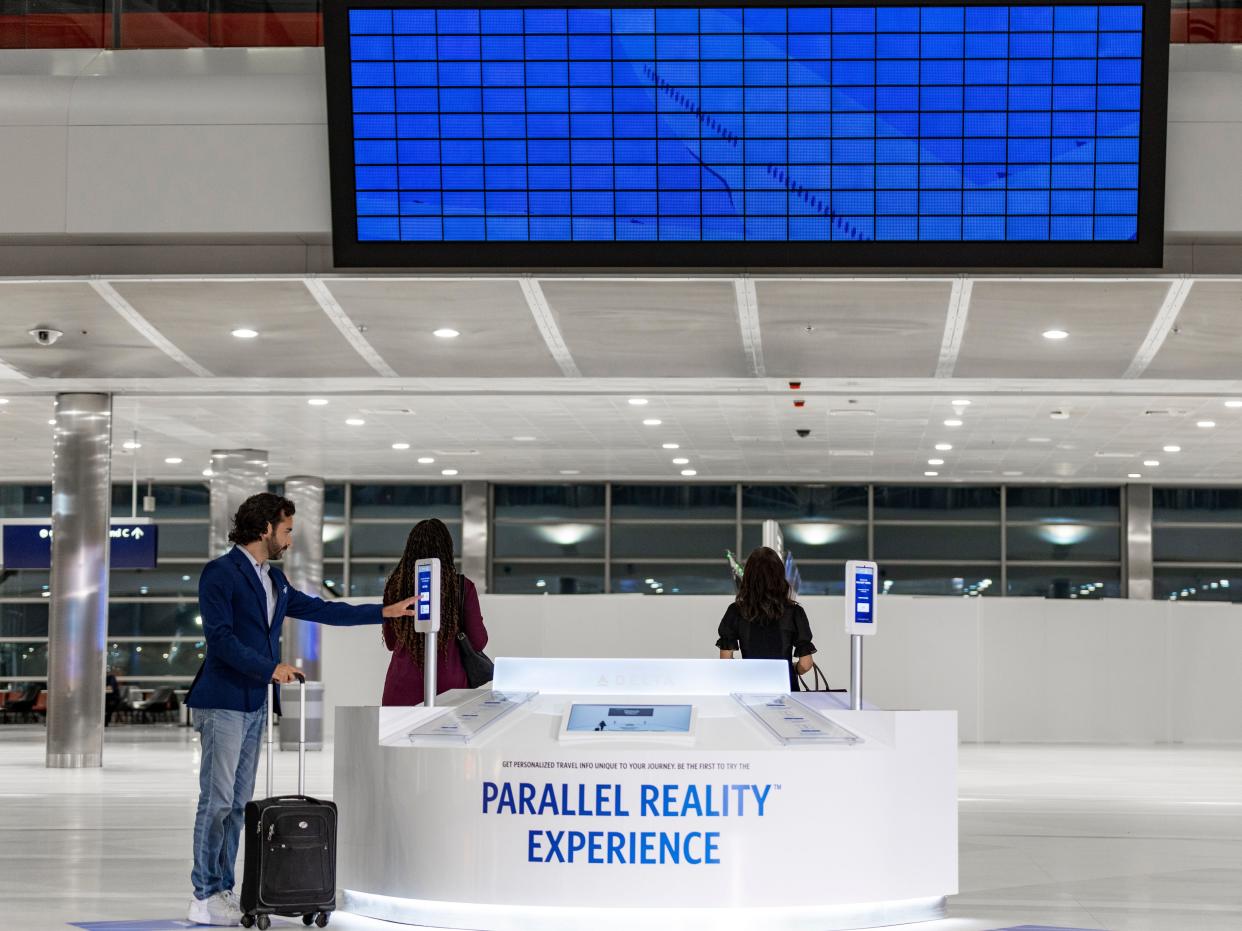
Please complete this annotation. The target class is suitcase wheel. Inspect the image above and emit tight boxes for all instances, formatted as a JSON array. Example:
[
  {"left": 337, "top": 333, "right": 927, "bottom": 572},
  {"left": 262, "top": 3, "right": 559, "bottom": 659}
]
[
  {"left": 316, "top": 911, "right": 330, "bottom": 927},
  {"left": 303, "top": 915, "right": 314, "bottom": 926},
  {"left": 240, "top": 915, "right": 255, "bottom": 929},
  {"left": 256, "top": 915, "right": 271, "bottom": 931}
]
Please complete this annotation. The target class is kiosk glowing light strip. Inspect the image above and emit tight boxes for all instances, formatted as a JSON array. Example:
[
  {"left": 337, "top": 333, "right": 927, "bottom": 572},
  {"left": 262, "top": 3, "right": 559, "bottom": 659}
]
[{"left": 330, "top": 1, "right": 1166, "bottom": 266}]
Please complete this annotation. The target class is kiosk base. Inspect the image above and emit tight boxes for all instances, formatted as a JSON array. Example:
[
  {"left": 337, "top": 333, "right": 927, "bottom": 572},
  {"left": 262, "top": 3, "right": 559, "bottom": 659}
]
[{"left": 341, "top": 889, "right": 948, "bottom": 931}]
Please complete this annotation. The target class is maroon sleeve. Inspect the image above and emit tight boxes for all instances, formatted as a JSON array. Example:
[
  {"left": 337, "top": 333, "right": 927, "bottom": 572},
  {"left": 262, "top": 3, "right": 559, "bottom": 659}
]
[
  {"left": 463, "top": 577, "right": 488, "bottom": 651},
  {"left": 382, "top": 618, "right": 397, "bottom": 652}
]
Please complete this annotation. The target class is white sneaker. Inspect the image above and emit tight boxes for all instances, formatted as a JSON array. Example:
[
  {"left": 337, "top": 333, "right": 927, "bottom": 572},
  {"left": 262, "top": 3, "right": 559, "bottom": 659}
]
[
  {"left": 221, "top": 890, "right": 245, "bottom": 920},
  {"left": 187, "top": 891, "right": 241, "bottom": 926}
]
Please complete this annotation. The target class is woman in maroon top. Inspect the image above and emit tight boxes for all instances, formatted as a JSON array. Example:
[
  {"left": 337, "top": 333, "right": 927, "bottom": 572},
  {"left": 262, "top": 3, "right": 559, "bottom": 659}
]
[{"left": 380, "top": 518, "right": 489, "bottom": 706}]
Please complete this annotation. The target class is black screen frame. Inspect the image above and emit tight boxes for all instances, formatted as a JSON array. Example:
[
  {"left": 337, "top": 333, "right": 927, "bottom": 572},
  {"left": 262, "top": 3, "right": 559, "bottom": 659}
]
[{"left": 325, "top": 0, "right": 1170, "bottom": 269}]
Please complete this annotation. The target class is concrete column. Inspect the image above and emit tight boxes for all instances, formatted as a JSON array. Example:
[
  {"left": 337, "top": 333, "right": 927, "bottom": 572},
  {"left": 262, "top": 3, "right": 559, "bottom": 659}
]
[
  {"left": 1126, "top": 484, "right": 1154, "bottom": 600},
  {"left": 208, "top": 449, "right": 269, "bottom": 556},
  {"left": 461, "top": 481, "right": 488, "bottom": 592},
  {"left": 282, "top": 476, "right": 324, "bottom": 679},
  {"left": 46, "top": 393, "right": 112, "bottom": 769}
]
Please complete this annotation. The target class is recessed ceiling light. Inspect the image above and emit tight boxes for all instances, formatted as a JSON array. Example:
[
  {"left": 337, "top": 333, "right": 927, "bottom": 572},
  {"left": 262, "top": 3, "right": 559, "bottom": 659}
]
[
  {"left": 924, "top": 471, "right": 939, "bottom": 477},
  {"left": 345, "top": 418, "right": 366, "bottom": 426},
  {"left": 1049, "top": 410, "right": 1070, "bottom": 420},
  {"left": 1002, "top": 470, "right": 1024, "bottom": 477},
  {"left": 231, "top": 328, "right": 258, "bottom": 339},
  {"left": 934, "top": 443, "right": 952, "bottom": 451},
  {"left": 628, "top": 398, "right": 648, "bottom": 406},
  {"left": 1198, "top": 420, "right": 1216, "bottom": 428},
  {"left": 164, "top": 457, "right": 182, "bottom": 465},
  {"left": 1226, "top": 400, "right": 1242, "bottom": 408},
  {"left": 513, "top": 436, "right": 536, "bottom": 442},
  {"left": 122, "top": 440, "right": 141, "bottom": 450},
  {"left": 1163, "top": 445, "right": 1181, "bottom": 453},
  {"left": 1144, "top": 459, "right": 1160, "bottom": 467},
  {"left": 0, "top": 399, "right": 8, "bottom": 405},
  {"left": 672, "top": 457, "right": 689, "bottom": 465},
  {"left": 951, "top": 399, "right": 971, "bottom": 406},
  {"left": 643, "top": 419, "right": 663, "bottom": 426},
  {"left": 433, "top": 328, "right": 460, "bottom": 339},
  {"left": 1042, "top": 329, "right": 1069, "bottom": 340},
  {"left": 680, "top": 469, "right": 697, "bottom": 476},
  {"left": 417, "top": 457, "right": 435, "bottom": 464},
  {"left": 392, "top": 443, "right": 410, "bottom": 450},
  {"left": 441, "top": 468, "right": 459, "bottom": 476},
  {"left": 1128, "top": 473, "right": 1142, "bottom": 478},
  {"left": 944, "top": 419, "right": 963, "bottom": 427},
  {"left": 1027, "top": 437, "right": 1051, "bottom": 443},
  {"left": 47, "top": 419, "right": 55, "bottom": 426},
  {"left": 559, "top": 469, "right": 580, "bottom": 475},
  {"left": 307, "top": 398, "right": 329, "bottom": 406},
  {"left": 662, "top": 443, "right": 680, "bottom": 450},
  {"left": 202, "top": 468, "right": 214, "bottom": 477},
  {"left": 928, "top": 458, "right": 944, "bottom": 466}
]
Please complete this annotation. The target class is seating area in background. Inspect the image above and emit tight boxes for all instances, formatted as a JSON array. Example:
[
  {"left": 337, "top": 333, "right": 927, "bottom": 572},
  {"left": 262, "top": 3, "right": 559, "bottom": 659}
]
[{"left": 1, "top": 685, "right": 182, "bottom": 725}]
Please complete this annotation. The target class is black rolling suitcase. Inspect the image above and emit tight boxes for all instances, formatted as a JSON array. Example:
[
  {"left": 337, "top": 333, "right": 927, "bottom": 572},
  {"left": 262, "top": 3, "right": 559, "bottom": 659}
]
[{"left": 240, "top": 676, "right": 336, "bottom": 930}]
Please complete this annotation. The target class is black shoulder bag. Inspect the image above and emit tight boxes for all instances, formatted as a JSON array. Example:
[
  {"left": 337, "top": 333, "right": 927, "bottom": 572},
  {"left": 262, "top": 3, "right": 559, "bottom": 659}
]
[{"left": 454, "top": 575, "right": 494, "bottom": 689}]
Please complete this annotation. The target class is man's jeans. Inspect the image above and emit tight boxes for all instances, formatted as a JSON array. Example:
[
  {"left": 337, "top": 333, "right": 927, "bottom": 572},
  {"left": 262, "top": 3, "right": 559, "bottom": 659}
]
[{"left": 190, "top": 704, "right": 266, "bottom": 900}]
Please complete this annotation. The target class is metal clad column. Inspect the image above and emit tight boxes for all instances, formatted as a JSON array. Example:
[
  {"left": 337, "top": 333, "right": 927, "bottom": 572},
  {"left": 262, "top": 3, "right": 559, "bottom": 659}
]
[
  {"left": 208, "top": 450, "right": 269, "bottom": 556},
  {"left": 282, "top": 476, "right": 324, "bottom": 679},
  {"left": 1126, "top": 484, "right": 1154, "bottom": 600},
  {"left": 461, "top": 481, "right": 488, "bottom": 592},
  {"left": 46, "top": 393, "right": 112, "bottom": 769}
]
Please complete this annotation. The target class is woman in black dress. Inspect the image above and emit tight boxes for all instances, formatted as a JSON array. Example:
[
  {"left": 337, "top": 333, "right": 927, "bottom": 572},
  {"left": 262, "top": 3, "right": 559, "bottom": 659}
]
[{"left": 717, "top": 546, "right": 816, "bottom": 691}]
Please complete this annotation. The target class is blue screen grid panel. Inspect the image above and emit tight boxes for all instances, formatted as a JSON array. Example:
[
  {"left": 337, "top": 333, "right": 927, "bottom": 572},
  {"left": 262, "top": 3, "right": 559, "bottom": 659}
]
[{"left": 326, "top": 1, "right": 1168, "bottom": 266}]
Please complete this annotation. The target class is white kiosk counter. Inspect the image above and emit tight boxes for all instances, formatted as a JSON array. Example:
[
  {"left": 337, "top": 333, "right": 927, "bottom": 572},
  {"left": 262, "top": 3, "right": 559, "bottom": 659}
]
[{"left": 334, "top": 658, "right": 957, "bottom": 931}]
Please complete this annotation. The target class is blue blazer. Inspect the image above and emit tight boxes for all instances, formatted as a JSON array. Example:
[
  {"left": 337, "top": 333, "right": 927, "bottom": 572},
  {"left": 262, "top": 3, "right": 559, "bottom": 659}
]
[{"left": 186, "top": 546, "right": 382, "bottom": 712}]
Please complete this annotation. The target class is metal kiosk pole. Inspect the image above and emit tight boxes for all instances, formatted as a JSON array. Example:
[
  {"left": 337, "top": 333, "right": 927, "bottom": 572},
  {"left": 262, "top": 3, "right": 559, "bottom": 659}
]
[
  {"left": 844, "top": 560, "right": 878, "bottom": 711},
  {"left": 414, "top": 557, "right": 442, "bottom": 708},
  {"left": 850, "top": 634, "right": 864, "bottom": 712}
]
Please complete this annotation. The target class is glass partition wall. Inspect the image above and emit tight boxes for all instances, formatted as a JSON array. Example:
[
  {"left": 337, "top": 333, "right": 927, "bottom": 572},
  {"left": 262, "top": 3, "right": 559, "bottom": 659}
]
[
  {"left": 5, "top": 478, "right": 1238, "bottom": 693},
  {"left": 491, "top": 482, "right": 1124, "bottom": 598}
]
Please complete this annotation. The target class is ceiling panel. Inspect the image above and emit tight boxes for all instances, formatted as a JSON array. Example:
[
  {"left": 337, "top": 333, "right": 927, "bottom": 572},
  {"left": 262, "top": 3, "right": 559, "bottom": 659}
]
[
  {"left": 954, "top": 280, "right": 1169, "bottom": 378},
  {"left": 756, "top": 280, "right": 951, "bottom": 378},
  {"left": 0, "top": 282, "right": 190, "bottom": 377},
  {"left": 113, "top": 280, "right": 374, "bottom": 377},
  {"left": 1143, "top": 280, "right": 1242, "bottom": 379},
  {"left": 540, "top": 280, "right": 748, "bottom": 377},
  {"left": 0, "top": 390, "right": 1195, "bottom": 484},
  {"left": 324, "top": 279, "right": 562, "bottom": 378}
]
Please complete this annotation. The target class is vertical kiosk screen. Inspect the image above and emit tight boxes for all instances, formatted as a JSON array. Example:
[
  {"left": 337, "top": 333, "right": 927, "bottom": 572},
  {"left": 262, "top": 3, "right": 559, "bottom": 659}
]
[
  {"left": 854, "top": 565, "right": 874, "bottom": 624},
  {"left": 414, "top": 556, "right": 441, "bottom": 632}
]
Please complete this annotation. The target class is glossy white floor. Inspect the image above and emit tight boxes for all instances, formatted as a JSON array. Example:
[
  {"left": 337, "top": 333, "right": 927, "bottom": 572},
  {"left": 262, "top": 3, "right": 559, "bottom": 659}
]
[{"left": 1, "top": 726, "right": 1239, "bottom": 931}]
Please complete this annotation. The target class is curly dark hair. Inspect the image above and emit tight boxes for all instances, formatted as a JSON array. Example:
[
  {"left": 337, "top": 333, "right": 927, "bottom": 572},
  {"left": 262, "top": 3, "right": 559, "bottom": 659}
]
[
  {"left": 228, "top": 493, "right": 296, "bottom": 545},
  {"left": 383, "top": 518, "right": 460, "bottom": 665},
  {"left": 735, "top": 546, "right": 791, "bottom": 625}
]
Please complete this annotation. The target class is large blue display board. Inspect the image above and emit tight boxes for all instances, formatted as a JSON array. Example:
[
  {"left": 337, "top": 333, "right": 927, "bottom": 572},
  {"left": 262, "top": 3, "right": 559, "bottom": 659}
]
[{"left": 326, "top": 1, "right": 1168, "bottom": 266}]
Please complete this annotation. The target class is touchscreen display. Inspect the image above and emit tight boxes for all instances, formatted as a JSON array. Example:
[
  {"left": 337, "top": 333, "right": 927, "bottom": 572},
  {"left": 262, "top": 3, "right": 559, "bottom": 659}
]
[
  {"left": 416, "top": 563, "right": 433, "bottom": 622},
  {"left": 566, "top": 704, "right": 694, "bottom": 733}
]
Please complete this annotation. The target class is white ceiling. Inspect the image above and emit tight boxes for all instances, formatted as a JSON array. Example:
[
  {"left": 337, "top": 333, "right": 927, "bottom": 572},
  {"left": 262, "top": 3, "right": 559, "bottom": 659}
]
[{"left": 1, "top": 273, "right": 1241, "bottom": 484}]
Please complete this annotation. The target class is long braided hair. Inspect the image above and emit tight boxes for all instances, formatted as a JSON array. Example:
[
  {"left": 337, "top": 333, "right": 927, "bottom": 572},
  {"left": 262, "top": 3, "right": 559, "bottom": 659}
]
[{"left": 383, "top": 518, "right": 460, "bottom": 667}]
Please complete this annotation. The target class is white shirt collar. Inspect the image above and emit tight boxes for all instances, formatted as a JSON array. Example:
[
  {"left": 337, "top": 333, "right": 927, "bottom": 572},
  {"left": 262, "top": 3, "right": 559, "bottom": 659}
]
[{"left": 237, "top": 545, "right": 270, "bottom": 575}]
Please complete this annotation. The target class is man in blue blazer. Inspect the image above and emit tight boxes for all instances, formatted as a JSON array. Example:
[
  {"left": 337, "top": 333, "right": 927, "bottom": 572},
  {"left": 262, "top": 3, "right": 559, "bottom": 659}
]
[{"left": 186, "top": 493, "right": 416, "bottom": 926}]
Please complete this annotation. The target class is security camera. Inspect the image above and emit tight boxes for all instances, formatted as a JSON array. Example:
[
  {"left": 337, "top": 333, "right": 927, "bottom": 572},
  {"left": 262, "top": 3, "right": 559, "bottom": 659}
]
[
  {"left": 796, "top": 428, "right": 812, "bottom": 438},
  {"left": 29, "top": 327, "right": 63, "bottom": 347}
]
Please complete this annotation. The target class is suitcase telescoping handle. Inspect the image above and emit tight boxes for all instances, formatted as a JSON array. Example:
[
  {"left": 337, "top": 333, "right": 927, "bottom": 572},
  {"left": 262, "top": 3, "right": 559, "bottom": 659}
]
[{"left": 266, "top": 672, "right": 307, "bottom": 799}]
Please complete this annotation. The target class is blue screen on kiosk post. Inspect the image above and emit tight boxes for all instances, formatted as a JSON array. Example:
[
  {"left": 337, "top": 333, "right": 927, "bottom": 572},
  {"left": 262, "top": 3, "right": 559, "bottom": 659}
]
[
  {"left": 344, "top": 3, "right": 1148, "bottom": 245},
  {"left": 417, "top": 564, "right": 433, "bottom": 622},
  {"left": 854, "top": 568, "right": 873, "bottom": 623}
]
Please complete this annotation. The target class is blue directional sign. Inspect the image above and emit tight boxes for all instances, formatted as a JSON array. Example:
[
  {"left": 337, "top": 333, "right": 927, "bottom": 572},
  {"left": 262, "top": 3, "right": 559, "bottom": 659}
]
[{"left": 2, "top": 523, "right": 159, "bottom": 570}]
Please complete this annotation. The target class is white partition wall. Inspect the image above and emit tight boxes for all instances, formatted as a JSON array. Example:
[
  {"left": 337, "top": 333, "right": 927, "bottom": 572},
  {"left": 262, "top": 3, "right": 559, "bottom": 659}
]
[{"left": 322, "top": 595, "right": 1242, "bottom": 744}]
